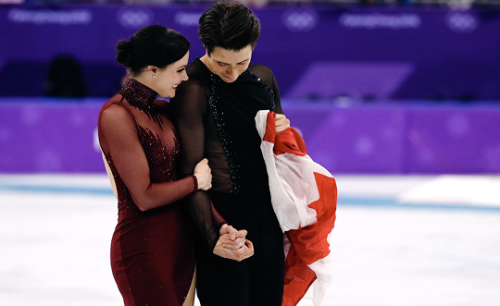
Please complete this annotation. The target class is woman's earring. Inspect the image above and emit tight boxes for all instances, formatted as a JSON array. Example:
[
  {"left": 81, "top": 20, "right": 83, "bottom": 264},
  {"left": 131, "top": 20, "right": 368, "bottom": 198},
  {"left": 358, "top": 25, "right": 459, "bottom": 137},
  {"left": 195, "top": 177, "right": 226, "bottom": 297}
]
[{"left": 152, "top": 75, "right": 155, "bottom": 78}]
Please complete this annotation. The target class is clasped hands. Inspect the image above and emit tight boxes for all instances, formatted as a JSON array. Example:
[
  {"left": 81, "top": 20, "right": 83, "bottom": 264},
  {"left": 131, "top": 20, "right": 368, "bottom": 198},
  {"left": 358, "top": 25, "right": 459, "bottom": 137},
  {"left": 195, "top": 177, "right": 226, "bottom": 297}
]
[{"left": 213, "top": 224, "right": 254, "bottom": 262}]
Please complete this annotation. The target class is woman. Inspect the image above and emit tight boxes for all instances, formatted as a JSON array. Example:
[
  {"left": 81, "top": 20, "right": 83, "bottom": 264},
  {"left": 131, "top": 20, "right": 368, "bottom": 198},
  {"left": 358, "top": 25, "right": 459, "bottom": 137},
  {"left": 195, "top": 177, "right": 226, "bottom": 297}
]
[
  {"left": 97, "top": 25, "right": 251, "bottom": 306},
  {"left": 171, "top": 2, "right": 290, "bottom": 305}
]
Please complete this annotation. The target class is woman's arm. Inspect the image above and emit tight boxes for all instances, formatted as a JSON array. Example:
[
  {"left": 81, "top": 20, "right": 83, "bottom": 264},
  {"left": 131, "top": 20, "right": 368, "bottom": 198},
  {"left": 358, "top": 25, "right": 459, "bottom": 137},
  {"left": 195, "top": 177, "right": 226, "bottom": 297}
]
[{"left": 99, "top": 104, "right": 206, "bottom": 211}]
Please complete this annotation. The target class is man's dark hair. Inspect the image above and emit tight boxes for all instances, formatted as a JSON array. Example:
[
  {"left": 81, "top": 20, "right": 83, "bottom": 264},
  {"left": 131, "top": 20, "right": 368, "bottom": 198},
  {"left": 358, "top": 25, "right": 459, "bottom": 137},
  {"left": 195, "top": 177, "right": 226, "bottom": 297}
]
[
  {"left": 116, "top": 25, "right": 190, "bottom": 75},
  {"left": 199, "top": 1, "right": 261, "bottom": 55}
]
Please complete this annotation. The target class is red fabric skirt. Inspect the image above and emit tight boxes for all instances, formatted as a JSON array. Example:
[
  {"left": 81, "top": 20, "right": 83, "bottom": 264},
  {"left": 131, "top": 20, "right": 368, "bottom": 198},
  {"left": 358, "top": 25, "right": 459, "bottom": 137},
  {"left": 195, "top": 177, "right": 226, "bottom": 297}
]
[{"left": 111, "top": 202, "right": 195, "bottom": 306}]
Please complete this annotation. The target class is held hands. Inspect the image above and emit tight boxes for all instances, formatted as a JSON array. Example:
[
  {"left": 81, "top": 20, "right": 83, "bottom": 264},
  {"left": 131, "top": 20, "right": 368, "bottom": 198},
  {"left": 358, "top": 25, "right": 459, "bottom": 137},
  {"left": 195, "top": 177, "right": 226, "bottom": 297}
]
[
  {"left": 275, "top": 114, "right": 290, "bottom": 134},
  {"left": 213, "top": 224, "right": 254, "bottom": 262},
  {"left": 194, "top": 158, "right": 212, "bottom": 191}
]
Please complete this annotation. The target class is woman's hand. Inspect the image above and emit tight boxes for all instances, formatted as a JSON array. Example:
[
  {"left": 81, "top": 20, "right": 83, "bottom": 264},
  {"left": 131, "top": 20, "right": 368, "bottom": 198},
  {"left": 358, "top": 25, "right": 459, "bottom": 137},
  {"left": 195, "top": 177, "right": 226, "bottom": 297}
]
[
  {"left": 194, "top": 158, "right": 212, "bottom": 191},
  {"left": 275, "top": 114, "right": 290, "bottom": 134}
]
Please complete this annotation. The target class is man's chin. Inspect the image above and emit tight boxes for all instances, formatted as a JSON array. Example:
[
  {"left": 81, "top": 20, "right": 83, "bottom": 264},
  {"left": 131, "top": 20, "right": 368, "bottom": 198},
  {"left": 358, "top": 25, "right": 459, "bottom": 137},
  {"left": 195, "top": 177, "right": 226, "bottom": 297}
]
[{"left": 223, "top": 77, "right": 237, "bottom": 83}]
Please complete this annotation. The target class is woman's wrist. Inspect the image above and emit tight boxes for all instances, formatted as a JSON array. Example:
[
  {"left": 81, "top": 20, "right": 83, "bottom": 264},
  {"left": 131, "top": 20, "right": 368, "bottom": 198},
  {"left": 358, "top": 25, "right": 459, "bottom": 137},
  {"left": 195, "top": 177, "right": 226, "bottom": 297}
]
[{"left": 191, "top": 174, "right": 198, "bottom": 191}]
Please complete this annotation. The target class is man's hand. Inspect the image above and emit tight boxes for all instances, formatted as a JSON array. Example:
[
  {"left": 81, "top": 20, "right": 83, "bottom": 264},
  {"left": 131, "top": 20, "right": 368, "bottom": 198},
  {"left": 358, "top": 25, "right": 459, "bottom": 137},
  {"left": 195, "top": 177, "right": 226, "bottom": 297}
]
[{"left": 275, "top": 114, "right": 290, "bottom": 134}]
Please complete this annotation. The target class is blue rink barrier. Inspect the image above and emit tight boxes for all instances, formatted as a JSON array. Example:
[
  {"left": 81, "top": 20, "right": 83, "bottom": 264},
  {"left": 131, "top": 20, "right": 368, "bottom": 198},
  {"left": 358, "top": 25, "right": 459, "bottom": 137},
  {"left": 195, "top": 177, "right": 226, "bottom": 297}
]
[
  {"left": 1, "top": 181, "right": 499, "bottom": 211},
  {"left": 1, "top": 98, "right": 500, "bottom": 174}
]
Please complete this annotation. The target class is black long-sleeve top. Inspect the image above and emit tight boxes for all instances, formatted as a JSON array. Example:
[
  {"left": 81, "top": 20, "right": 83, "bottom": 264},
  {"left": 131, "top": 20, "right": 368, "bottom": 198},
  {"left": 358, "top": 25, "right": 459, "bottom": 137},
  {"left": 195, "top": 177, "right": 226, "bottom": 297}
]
[{"left": 170, "top": 58, "right": 284, "bottom": 250}]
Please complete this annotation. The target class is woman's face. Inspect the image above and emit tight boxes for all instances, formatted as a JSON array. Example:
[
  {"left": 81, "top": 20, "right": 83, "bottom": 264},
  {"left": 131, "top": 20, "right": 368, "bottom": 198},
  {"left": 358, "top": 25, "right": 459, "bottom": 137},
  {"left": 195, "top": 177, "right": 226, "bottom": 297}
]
[
  {"left": 206, "top": 45, "right": 253, "bottom": 83},
  {"left": 152, "top": 51, "right": 189, "bottom": 98}
]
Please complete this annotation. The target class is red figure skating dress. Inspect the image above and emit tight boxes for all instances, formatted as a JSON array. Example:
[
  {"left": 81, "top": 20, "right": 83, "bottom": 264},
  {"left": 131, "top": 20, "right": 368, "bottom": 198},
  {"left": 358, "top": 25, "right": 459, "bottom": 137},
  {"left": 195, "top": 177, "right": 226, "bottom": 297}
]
[{"left": 97, "top": 79, "right": 196, "bottom": 306}]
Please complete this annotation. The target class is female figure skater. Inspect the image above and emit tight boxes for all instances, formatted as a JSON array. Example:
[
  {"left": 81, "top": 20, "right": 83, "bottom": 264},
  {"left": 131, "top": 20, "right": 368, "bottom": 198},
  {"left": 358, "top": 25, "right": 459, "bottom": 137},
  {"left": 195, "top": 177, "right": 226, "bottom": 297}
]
[{"left": 97, "top": 25, "right": 252, "bottom": 306}]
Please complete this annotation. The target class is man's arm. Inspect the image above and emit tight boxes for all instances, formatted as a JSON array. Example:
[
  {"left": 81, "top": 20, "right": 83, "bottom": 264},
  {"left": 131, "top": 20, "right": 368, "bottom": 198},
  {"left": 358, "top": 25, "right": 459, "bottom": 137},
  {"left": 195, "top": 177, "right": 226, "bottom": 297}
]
[
  {"left": 172, "top": 74, "right": 254, "bottom": 261},
  {"left": 171, "top": 79, "right": 221, "bottom": 250}
]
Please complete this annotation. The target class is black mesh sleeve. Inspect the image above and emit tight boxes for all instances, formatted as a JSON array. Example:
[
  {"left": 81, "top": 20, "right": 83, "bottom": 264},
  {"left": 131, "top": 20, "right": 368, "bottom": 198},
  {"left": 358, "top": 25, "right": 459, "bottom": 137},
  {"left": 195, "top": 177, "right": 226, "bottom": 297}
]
[
  {"left": 270, "top": 69, "right": 284, "bottom": 115},
  {"left": 170, "top": 76, "right": 223, "bottom": 250},
  {"left": 250, "top": 64, "right": 284, "bottom": 114}
]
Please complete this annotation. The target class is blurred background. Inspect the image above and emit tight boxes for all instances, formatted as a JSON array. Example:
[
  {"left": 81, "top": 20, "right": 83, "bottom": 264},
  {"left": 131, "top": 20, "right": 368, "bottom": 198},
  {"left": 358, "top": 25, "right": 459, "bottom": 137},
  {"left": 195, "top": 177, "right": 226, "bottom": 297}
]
[
  {"left": 0, "top": 0, "right": 499, "bottom": 305},
  {"left": 2, "top": 0, "right": 500, "bottom": 174}
]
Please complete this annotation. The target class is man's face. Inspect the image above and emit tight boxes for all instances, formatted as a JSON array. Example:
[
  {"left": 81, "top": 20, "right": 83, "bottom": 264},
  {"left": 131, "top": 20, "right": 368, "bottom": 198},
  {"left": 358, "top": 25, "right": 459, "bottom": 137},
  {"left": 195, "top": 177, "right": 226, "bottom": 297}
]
[{"left": 206, "top": 45, "right": 253, "bottom": 83}]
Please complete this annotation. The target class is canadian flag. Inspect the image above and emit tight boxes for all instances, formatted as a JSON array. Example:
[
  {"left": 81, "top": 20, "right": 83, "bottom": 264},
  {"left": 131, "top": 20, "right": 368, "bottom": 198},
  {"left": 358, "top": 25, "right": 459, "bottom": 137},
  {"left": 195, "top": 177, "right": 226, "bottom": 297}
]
[{"left": 255, "top": 110, "right": 337, "bottom": 306}]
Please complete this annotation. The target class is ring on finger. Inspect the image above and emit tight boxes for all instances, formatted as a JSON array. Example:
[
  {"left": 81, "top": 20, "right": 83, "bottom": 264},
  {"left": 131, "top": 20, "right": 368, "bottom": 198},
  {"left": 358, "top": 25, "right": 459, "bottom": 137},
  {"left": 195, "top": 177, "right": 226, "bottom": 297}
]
[{"left": 238, "top": 242, "right": 243, "bottom": 249}]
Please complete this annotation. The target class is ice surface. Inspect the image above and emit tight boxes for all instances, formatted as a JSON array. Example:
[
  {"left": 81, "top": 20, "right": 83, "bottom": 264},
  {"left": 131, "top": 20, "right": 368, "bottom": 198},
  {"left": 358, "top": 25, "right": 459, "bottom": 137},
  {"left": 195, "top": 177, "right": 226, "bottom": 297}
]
[{"left": 0, "top": 175, "right": 499, "bottom": 306}]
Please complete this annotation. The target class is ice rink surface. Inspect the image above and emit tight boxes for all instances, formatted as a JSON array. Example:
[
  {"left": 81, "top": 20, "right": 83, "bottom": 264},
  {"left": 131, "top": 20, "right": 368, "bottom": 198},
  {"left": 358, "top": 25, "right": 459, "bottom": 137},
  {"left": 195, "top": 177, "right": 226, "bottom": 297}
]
[{"left": 1, "top": 174, "right": 499, "bottom": 306}]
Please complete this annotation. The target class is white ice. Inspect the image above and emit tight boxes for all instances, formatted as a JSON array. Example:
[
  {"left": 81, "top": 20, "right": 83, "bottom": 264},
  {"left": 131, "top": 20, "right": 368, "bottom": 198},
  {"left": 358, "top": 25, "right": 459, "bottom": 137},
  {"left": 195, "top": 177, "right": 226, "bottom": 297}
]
[{"left": 0, "top": 174, "right": 499, "bottom": 306}]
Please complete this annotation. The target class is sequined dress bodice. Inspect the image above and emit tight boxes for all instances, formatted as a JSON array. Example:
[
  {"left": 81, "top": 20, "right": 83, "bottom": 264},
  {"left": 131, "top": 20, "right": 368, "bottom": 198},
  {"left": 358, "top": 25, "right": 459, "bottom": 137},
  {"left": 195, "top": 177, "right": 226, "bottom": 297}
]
[
  {"left": 107, "top": 125, "right": 181, "bottom": 208},
  {"left": 100, "top": 79, "right": 183, "bottom": 211}
]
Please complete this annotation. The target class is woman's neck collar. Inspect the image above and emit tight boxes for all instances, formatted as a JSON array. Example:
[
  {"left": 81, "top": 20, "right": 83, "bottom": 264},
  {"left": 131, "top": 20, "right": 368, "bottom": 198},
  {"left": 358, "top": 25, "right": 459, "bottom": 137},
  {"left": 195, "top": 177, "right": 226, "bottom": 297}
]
[
  {"left": 131, "top": 75, "right": 155, "bottom": 91},
  {"left": 120, "top": 78, "right": 158, "bottom": 107}
]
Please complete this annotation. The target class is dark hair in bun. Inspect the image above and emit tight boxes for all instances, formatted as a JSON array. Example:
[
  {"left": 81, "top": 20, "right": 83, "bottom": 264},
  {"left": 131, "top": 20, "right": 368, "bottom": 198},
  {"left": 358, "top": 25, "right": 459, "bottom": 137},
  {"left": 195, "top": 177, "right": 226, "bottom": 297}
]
[{"left": 116, "top": 25, "right": 190, "bottom": 75}]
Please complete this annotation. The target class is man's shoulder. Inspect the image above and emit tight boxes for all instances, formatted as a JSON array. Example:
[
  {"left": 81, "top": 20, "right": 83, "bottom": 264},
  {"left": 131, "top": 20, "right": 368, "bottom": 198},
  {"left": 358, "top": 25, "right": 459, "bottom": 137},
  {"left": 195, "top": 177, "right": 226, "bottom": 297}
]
[
  {"left": 180, "top": 62, "right": 208, "bottom": 89},
  {"left": 186, "top": 58, "right": 210, "bottom": 78},
  {"left": 248, "top": 64, "right": 276, "bottom": 84},
  {"left": 249, "top": 63, "right": 273, "bottom": 73},
  {"left": 248, "top": 64, "right": 275, "bottom": 78},
  {"left": 171, "top": 59, "right": 210, "bottom": 106}
]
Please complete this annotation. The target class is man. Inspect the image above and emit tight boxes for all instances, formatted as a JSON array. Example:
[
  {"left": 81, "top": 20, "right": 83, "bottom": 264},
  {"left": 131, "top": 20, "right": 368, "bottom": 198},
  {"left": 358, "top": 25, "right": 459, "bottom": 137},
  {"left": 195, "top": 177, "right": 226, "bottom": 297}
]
[{"left": 171, "top": 2, "right": 290, "bottom": 305}]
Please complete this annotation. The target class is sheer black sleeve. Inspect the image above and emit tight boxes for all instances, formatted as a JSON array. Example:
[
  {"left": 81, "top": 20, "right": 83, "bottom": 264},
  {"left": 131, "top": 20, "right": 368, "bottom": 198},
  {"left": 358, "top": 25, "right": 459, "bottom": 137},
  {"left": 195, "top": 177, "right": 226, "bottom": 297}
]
[
  {"left": 270, "top": 70, "right": 284, "bottom": 115},
  {"left": 170, "top": 75, "right": 224, "bottom": 250},
  {"left": 249, "top": 64, "right": 284, "bottom": 114}
]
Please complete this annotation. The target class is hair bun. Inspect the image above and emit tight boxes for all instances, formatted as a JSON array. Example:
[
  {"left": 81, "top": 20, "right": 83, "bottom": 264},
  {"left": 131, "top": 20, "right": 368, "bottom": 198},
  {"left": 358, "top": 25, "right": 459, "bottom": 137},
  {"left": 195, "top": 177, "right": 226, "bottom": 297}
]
[
  {"left": 114, "top": 25, "right": 190, "bottom": 75},
  {"left": 116, "top": 39, "right": 134, "bottom": 67}
]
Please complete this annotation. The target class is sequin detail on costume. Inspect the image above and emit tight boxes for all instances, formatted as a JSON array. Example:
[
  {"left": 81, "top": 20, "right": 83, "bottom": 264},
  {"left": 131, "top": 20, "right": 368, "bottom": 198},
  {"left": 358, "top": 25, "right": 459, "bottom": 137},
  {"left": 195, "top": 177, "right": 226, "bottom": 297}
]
[
  {"left": 246, "top": 71, "right": 276, "bottom": 112},
  {"left": 104, "top": 125, "right": 179, "bottom": 209},
  {"left": 139, "top": 126, "right": 180, "bottom": 184},
  {"left": 207, "top": 74, "right": 241, "bottom": 194},
  {"left": 106, "top": 153, "right": 130, "bottom": 206},
  {"left": 120, "top": 78, "right": 164, "bottom": 127}
]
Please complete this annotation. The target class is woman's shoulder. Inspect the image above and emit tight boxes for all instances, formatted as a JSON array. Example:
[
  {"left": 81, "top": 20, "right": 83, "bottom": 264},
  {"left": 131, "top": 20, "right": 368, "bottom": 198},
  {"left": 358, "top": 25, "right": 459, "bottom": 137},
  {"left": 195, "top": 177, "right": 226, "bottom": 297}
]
[
  {"left": 101, "top": 93, "right": 125, "bottom": 110},
  {"left": 99, "top": 95, "right": 133, "bottom": 123}
]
